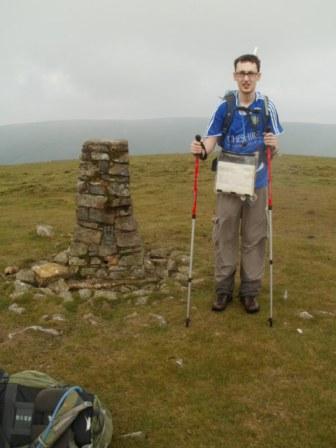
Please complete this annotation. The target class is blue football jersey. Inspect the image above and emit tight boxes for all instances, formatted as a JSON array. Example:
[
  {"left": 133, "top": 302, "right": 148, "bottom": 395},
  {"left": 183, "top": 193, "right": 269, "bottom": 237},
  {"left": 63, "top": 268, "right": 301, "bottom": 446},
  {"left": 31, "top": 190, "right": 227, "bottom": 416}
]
[{"left": 205, "top": 91, "right": 283, "bottom": 188}]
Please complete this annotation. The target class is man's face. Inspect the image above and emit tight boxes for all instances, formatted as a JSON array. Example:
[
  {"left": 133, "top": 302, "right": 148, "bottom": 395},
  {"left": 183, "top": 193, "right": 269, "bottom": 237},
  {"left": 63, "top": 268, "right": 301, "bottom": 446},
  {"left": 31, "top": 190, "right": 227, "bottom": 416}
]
[{"left": 233, "top": 61, "right": 261, "bottom": 95}]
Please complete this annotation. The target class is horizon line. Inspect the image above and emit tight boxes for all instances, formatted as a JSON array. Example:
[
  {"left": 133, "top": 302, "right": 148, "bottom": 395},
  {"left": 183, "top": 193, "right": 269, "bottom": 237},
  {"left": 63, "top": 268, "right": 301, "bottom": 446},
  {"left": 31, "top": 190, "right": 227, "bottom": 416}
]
[{"left": 1, "top": 117, "right": 336, "bottom": 128}]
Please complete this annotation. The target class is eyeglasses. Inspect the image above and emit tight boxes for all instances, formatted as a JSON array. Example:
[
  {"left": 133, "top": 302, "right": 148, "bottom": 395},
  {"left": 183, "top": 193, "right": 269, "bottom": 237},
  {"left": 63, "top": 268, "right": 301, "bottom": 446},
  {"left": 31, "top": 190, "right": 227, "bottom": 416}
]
[{"left": 235, "top": 71, "right": 259, "bottom": 79}]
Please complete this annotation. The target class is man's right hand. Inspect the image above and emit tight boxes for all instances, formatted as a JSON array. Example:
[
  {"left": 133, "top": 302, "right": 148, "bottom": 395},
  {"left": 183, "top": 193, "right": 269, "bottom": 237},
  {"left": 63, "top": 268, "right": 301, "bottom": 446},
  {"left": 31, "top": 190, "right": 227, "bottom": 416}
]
[
  {"left": 190, "top": 139, "right": 204, "bottom": 157},
  {"left": 190, "top": 135, "right": 217, "bottom": 158}
]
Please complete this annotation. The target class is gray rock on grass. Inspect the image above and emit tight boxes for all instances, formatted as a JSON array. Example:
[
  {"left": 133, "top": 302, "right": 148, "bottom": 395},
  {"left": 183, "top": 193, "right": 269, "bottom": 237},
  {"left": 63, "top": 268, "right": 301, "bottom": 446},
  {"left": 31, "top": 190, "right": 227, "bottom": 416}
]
[{"left": 36, "top": 224, "right": 55, "bottom": 238}]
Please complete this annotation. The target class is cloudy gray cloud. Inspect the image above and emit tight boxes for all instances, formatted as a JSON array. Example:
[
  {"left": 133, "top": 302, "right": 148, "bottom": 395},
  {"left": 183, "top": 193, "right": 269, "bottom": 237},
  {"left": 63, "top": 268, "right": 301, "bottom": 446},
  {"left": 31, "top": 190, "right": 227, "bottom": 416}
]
[{"left": 1, "top": 0, "right": 335, "bottom": 125}]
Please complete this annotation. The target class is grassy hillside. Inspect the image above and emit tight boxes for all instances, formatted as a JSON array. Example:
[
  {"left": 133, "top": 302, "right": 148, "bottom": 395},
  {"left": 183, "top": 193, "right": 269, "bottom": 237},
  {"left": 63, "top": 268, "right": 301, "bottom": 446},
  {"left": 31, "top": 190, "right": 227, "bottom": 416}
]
[
  {"left": 0, "top": 119, "right": 336, "bottom": 164},
  {"left": 0, "top": 153, "right": 335, "bottom": 447}
]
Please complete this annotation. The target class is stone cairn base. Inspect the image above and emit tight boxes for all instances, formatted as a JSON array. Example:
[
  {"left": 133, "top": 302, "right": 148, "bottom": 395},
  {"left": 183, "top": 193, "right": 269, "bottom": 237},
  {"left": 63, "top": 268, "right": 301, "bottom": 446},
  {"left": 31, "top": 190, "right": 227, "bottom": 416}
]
[
  {"left": 7, "top": 140, "right": 192, "bottom": 302},
  {"left": 69, "top": 139, "right": 144, "bottom": 281}
]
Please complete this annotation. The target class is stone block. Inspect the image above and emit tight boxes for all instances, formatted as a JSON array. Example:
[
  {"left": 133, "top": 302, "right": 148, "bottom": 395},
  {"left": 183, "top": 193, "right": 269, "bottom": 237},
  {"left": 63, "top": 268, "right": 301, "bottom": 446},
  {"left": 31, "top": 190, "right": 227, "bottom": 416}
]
[
  {"left": 107, "top": 140, "right": 128, "bottom": 152},
  {"left": 88, "top": 208, "right": 105, "bottom": 223},
  {"left": 90, "top": 257, "right": 102, "bottom": 266},
  {"left": 77, "top": 194, "right": 107, "bottom": 209},
  {"left": 119, "top": 246, "right": 143, "bottom": 256},
  {"left": 99, "top": 161, "right": 110, "bottom": 174},
  {"left": 74, "top": 226, "right": 102, "bottom": 245},
  {"left": 110, "top": 175, "right": 130, "bottom": 184},
  {"left": 101, "top": 226, "right": 115, "bottom": 245},
  {"left": 105, "top": 255, "right": 119, "bottom": 266},
  {"left": 83, "top": 141, "right": 111, "bottom": 152},
  {"left": 80, "top": 267, "right": 97, "bottom": 277},
  {"left": 32, "top": 263, "right": 70, "bottom": 286},
  {"left": 102, "top": 212, "right": 116, "bottom": 225},
  {"left": 93, "top": 290, "right": 118, "bottom": 301},
  {"left": 112, "top": 153, "right": 129, "bottom": 164},
  {"left": 115, "top": 215, "right": 137, "bottom": 232},
  {"left": 69, "top": 257, "right": 87, "bottom": 266},
  {"left": 119, "top": 207, "right": 132, "bottom": 216},
  {"left": 108, "top": 270, "right": 127, "bottom": 280},
  {"left": 108, "top": 184, "right": 130, "bottom": 197},
  {"left": 77, "top": 207, "right": 89, "bottom": 221},
  {"left": 116, "top": 230, "right": 142, "bottom": 248},
  {"left": 109, "top": 164, "right": 129, "bottom": 176},
  {"left": 99, "top": 244, "right": 117, "bottom": 257},
  {"left": 96, "top": 269, "right": 108, "bottom": 279},
  {"left": 54, "top": 250, "right": 70, "bottom": 265},
  {"left": 119, "top": 252, "right": 144, "bottom": 267},
  {"left": 150, "top": 248, "right": 170, "bottom": 258},
  {"left": 89, "top": 182, "right": 107, "bottom": 195},
  {"left": 77, "top": 221, "right": 99, "bottom": 229},
  {"left": 16, "top": 269, "right": 37, "bottom": 285},
  {"left": 88, "top": 244, "right": 99, "bottom": 256},
  {"left": 79, "top": 162, "right": 99, "bottom": 179},
  {"left": 91, "top": 152, "right": 110, "bottom": 161},
  {"left": 77, "top": 181, "right": 88, "bottom": 193},
  {"left": 109, "top": 197, "right": 132, "bottom": 208}
]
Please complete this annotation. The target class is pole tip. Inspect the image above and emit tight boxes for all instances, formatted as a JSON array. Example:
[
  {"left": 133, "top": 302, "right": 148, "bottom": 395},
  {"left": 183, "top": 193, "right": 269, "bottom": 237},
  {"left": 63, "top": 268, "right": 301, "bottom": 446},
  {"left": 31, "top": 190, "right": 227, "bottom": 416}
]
[
  {"left": 268, "top": 317, "right": 273, "bottom": 327},
  {"left": 185, "top": 318, "right": 191, "bottom": 328}
]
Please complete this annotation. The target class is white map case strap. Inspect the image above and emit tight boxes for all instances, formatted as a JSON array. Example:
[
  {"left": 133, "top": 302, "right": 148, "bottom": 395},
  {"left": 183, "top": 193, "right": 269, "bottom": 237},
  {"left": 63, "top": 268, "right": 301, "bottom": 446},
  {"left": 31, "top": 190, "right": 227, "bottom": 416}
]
[{"left": 215, "top": 151, "right": 258, "bottom": 197}]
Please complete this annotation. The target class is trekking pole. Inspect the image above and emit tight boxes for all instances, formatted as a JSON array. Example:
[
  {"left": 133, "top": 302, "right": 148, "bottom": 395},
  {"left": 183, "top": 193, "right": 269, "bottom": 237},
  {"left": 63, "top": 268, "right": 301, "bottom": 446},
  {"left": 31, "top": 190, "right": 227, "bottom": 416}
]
[
  {"left": 266, "top": 134, "right": 273, "bottom": 327},
  {"left": 185, "top": 134, "right": 203, "bottom": 327}
]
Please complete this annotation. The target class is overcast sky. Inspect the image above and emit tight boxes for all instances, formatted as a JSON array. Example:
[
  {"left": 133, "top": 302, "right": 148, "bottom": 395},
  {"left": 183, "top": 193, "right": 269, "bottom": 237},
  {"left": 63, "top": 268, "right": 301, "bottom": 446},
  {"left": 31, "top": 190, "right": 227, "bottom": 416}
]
[{"left": 1, "top": 0, "right": 335, "bottom": 126}]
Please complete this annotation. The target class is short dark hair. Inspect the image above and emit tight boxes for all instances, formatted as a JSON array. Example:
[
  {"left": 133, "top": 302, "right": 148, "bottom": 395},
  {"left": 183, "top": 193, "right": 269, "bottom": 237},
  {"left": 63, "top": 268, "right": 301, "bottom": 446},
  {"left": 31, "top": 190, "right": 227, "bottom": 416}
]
[{"left": 234, "top": 54, "right": 261, "bottom": 72}]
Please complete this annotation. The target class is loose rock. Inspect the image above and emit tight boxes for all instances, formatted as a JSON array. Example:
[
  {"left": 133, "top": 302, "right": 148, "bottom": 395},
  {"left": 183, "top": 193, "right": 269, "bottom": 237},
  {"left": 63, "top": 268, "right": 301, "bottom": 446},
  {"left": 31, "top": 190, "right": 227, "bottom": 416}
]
[
  {"left": 8, "top": 326, "right": 62, "bottom": 339},
  {"left": 16, "top": 269, "right": 36, "bottom": 285},
  {"left": 93, "top": 290, "right": 118, "bottom": 301},
  {"left": 60, "top": 291, "right": 73, "bottom": 302},
  {"left": 135, "top": 296, "right": 149, "bottom": 306},
  {"left": 32, "top": 263, "right": 70, "bottom": 286},
  {"left": 54, "top": 250, "right": 69, "bottom": 265},
  {"left": 83, "top": 313, "right": 99, "bottom": 326},
  {"left": 316, "top": 310, "right": 335, "bottom": 317},
  {"left": 49, "top": 278, "right": 70, "bottom": 294},
  {"left": 36, "top": 224, "right": 55, "bottom": 238},
  {"left": 78, "top": 289, "right": 93, "bottom": 300},
  {"left": 14, "top": 279, "right": 32, "bottom": 293},
  {"left": 149, "top": 313, "right": 167, "bottom": 327},
  {"left": 8, "top": 303, "right": 25, "bottom": 314},
  {"left": 119, "top": 432, "right": 146, "bottom": 440},
  {"left": 175, "top": 358, "right": 184, "bottom": 367},
  {"left": 4, "top": 266, "right": 19, "bottom": 276}
]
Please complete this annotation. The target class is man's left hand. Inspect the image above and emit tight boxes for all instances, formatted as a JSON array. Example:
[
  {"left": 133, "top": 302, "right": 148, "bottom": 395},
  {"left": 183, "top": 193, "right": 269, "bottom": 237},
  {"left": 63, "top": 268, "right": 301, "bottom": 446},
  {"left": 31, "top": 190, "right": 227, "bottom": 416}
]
[{"left": 263, "top": 132, "right": 279, "bottom": 157}]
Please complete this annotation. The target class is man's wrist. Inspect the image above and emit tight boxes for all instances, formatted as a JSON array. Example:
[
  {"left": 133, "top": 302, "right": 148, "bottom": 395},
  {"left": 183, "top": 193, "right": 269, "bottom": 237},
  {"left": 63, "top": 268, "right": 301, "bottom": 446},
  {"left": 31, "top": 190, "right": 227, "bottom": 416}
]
[{"left": 200, "top": 148, "right": 208, "bottom": 160}]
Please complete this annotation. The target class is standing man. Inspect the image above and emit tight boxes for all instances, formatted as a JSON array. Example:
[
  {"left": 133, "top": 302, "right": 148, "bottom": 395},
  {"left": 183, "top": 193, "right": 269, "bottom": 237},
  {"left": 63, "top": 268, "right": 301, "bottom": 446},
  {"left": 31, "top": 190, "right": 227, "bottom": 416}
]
[{"left": 191, "top": 54, "right": 283, "bottom": 314}]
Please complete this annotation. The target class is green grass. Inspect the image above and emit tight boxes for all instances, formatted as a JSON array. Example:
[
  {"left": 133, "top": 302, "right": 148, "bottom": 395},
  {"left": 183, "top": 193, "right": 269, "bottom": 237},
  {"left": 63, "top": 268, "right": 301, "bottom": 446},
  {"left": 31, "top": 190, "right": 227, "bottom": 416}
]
[{"left": 0, "top": 154, "right": 335, "bottom": 447}]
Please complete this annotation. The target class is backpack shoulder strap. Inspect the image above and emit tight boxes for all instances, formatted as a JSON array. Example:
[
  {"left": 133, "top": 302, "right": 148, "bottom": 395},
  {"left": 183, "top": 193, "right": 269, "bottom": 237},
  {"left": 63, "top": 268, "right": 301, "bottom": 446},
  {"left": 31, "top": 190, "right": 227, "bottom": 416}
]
[
  {"left": 222, "top": 91, "right": 236, "bottom": 136},
  {"left": 262, "top": 95, "right": 270, "bottom": 131},
  {"left": 30, "top": 387, "right": 92, "bottom": 448}
]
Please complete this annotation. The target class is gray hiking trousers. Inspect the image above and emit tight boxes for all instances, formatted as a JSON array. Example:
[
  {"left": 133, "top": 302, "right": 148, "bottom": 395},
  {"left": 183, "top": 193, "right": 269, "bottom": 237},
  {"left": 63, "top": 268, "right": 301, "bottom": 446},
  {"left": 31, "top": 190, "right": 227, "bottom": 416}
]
[{"left": 213, "top": 187, "right": 268, "bottom": 297}]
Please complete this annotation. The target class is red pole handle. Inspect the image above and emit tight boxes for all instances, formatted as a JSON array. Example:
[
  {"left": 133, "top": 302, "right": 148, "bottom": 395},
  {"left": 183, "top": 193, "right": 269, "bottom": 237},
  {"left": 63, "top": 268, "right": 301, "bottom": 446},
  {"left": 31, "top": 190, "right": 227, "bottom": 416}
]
[
  {"left": 192, "top": 153, "right": 200, "bottom": 218},
  {"left": 267, "top": 146, "right": 272, "bottom": 208},
  {"left": 191, "top": 134, "right": 204, "bottom": 218}
]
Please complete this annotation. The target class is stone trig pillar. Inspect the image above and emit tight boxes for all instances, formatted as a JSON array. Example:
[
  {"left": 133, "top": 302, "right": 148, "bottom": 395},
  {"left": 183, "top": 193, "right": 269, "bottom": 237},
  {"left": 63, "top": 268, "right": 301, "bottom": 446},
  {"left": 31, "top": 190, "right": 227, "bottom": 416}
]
[{"left": 69, "top": 140, "right": 144, "bottom": 279}]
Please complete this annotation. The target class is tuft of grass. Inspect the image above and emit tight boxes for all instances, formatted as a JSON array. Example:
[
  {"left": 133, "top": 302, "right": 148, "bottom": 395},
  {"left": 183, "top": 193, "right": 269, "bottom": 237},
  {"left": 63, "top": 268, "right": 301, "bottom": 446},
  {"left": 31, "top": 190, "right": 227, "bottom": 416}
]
[{"left": 0, "top": 154, "right": 335, "bottom": 447}]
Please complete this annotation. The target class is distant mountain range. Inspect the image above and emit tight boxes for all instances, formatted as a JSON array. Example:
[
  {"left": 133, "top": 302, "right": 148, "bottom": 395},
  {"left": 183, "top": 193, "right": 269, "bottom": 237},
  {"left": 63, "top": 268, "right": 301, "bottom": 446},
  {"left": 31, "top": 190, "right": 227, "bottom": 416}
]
[{"left": 0, "top": 118, "right": 335, "bottom": 164}]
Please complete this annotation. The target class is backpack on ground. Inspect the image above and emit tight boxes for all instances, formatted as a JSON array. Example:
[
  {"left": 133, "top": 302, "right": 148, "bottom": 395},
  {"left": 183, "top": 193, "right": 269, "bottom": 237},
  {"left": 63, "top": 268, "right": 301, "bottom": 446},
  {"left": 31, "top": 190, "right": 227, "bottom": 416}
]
[{"left": 0, "top": 369, "right": 113, "bottom": 448}]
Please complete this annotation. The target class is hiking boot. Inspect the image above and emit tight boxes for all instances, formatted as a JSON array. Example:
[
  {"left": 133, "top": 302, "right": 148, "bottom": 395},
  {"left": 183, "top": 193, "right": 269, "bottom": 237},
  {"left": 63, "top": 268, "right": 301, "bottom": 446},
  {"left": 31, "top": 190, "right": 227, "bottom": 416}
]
[
  {"left": 240, "top": 296, "right": 260, "bottom": 314},
  {"left": 212, "top": 294, "right": 232, "bottom": 312}
]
